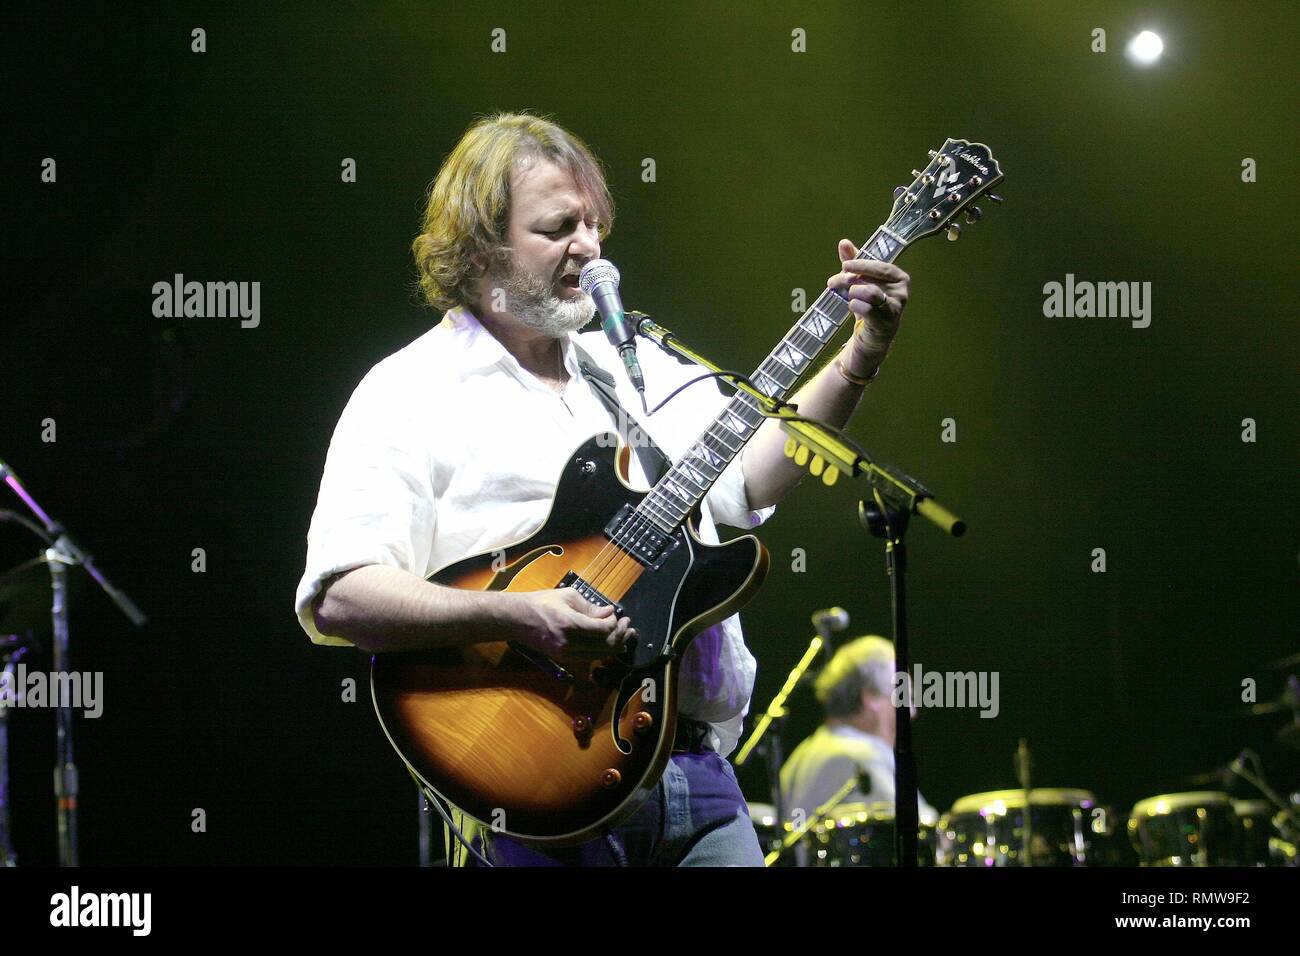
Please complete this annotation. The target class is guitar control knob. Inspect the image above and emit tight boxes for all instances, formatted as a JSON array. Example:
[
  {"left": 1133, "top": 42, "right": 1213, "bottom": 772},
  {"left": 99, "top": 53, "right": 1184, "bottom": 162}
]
[
  {"left": 633, "top": 711, "right": 654, "bottom": 733},
  {"left": 600, "top": 769, "right": 622, "bottom": 789}
]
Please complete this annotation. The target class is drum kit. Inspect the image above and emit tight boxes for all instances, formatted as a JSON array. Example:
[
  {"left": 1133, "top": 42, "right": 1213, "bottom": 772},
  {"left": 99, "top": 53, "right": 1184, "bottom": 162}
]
[
  {"left": 753, "top": 784, "right": 1299, "bottom": 867},
  {"left": 741, "top": 609, "right": 1300, "bottom": 868}
]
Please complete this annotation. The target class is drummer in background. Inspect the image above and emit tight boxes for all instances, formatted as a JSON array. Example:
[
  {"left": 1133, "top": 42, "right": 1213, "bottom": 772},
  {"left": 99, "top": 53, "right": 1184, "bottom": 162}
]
[{"left": 780, "top": 635, "right": 936, "bottom": 822}]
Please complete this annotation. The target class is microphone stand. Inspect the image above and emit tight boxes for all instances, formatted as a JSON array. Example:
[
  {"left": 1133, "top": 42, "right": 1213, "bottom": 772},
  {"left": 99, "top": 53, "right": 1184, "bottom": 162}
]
[
  {"left": 0, "top": 638, "right": 27, "bottom": 867},
  {"left": 633, "top": 314, "right": 967, "bottom": 867},
  {"left": 1016, "top": 738, "right": 1033, "bottom": 866},
  {"left": 763, "top": 773, "right": 862, "bottom": 867},
  {"left": 0, "top": 459, "right": 147, "bottom": 866},
  {"left": 734, "top": 634, "right": 826, "bottom": 860}
]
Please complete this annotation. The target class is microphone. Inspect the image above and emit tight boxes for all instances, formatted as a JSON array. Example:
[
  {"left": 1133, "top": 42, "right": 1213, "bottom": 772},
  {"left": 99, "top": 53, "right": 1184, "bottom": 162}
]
[
  {"left": 579, "top": 259, "right": 646, "bottom": 402},
  {"left": 811, "top": 607, "right": 850, "bottom": 635}
]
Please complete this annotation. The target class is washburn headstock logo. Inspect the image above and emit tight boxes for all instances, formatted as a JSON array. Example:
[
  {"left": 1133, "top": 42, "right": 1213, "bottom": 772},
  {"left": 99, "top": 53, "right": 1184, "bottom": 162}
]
[{"left": 958, "top": 151, "right": 990, "bottom": 176}]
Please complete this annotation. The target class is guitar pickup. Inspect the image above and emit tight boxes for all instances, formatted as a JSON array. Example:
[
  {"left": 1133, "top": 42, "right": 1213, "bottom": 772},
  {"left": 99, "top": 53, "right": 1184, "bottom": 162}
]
[{"left": 603, "top": 504, "right": 679, "bottom": 569}]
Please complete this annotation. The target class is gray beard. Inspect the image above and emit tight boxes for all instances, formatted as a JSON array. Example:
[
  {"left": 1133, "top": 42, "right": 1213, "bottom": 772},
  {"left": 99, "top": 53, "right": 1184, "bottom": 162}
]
[{"left": 496, "top": 259, "right": 595, "bottom": 337}]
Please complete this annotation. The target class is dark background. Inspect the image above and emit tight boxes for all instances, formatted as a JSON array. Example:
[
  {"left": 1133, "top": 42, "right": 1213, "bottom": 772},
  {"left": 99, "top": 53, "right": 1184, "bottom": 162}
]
[{"left": 3, "top": 1, "right": 1295, "bottom": 865}]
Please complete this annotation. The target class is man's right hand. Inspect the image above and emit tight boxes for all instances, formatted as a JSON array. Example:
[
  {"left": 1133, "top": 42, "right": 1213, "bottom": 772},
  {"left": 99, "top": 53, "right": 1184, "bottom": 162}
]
[{"left": 508, "top": 588, "right": 636, "bottom": 665}]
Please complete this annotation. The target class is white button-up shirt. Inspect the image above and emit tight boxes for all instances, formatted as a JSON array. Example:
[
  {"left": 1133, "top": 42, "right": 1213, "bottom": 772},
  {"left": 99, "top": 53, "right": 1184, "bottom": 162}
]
[
  {"left": 295, "top": 306, "right": 774, "bottom": 756},
  {"left": 780, "top": 725, "right": 936, "bottom": 819}
]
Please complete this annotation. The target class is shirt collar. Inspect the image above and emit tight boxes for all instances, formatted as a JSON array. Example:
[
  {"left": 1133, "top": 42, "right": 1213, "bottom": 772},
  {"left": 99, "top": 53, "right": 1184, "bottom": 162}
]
[{"left": 443, "top": 305, "right": 584, "bottom": 380}]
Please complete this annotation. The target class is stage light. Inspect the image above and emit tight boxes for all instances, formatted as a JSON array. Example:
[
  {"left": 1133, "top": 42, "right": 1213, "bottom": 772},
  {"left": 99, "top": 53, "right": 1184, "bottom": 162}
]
[{"left": 1127, "top": 30, "right": 1164, "bottom": 65}]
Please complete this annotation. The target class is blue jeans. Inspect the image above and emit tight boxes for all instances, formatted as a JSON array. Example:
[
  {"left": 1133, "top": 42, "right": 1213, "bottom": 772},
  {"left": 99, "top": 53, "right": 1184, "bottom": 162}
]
[{"left": 473, "top": 751, "right": 765, "bottom": 867}]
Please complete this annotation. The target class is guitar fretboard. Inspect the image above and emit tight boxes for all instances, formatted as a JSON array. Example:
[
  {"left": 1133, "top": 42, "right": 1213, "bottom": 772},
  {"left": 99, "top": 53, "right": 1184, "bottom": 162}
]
[{"left": 634, "top": 226, "right": 905, "bottom": 533}]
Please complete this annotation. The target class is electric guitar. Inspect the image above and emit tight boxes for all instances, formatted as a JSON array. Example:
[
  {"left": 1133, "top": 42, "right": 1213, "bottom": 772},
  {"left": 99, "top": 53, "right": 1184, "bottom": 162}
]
[{"left": 371, "top": 139, "right": 1004, "bottom": 845}]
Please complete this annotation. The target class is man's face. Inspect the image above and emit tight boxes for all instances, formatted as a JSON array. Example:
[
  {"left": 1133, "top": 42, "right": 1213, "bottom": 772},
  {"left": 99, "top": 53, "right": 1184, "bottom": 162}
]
[{"left": 481, "top": 158, "right": 602, "bottom": 337}]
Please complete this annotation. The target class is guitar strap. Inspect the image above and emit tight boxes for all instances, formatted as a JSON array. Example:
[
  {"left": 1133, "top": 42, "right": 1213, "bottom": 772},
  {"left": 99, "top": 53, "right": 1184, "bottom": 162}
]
[{"left": 574, "top": 346, "right": 672, "bottom": 486}]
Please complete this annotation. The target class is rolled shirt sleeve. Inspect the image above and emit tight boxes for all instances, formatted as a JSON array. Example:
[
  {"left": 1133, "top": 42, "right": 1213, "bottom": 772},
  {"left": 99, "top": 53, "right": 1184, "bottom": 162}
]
[
  {"left": 704, "top": 452, "right": 775, "bottom": 531},
  {"left": 294, "top": 367, "right": 438, "bottom": 646}
]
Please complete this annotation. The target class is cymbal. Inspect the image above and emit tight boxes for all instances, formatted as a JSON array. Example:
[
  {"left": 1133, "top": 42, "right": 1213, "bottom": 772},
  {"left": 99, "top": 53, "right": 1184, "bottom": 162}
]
[{"left": 0, "top": 556, "right": 83, "bottom": 635}]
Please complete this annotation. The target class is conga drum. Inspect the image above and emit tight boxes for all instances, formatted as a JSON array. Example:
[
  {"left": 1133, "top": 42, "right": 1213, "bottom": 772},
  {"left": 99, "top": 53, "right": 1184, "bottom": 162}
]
[
  {"left": 1128, "top": 791, "right": 1238, "bottom": 866},
  {"left": 806, "top": 801, "right": 938, "bottom": 867},
  {"left": 937, "top": 788, "right": 1103, "bottom": 866}
]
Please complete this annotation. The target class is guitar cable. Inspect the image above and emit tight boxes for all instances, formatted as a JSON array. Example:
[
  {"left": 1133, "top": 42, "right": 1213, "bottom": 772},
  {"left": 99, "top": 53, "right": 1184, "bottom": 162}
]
[
  {"left": 644, "top": 368, "right": 881, "bottom": 469},
  {"left": 408, "top": 767, "right": 495, "bottom": 867}
]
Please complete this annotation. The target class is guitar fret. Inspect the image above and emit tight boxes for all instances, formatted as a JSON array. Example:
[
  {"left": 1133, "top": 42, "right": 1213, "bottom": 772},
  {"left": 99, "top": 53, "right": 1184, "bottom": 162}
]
[
  {"left": 730, "top": 402, "right": 762, "bottom": 428},
  {"left": 687, "top": 455, "right": 719, "bottom": 481},
  {"left": 773, "top": 341, "right": 809, "bottom": 374},
  {"left": 709, "top": 424, "right": 742, "bottom": 452},
  {"left": 659, "top": 480, "right": 691, "bottom": 507},
  {"left": 753, "top": 368, "right": 783, "bottom": 395},
  {"left": 803, "top": 308, "right": 835, "bottom": 341},
  {"left": 640, "top": 495, "right": 678, "bottom": 529},
  {"left": 669, "top": 467, "right": 705, "bottom": 496},
  {"left": 678, "top": 460, "right": 709, "bottom": 488}
]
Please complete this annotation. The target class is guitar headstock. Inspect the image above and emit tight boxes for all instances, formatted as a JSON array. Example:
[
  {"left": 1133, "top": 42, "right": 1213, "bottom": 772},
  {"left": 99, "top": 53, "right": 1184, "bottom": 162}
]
[{"left": 885, "top": 138, "right": 1004, "bottom": 244}]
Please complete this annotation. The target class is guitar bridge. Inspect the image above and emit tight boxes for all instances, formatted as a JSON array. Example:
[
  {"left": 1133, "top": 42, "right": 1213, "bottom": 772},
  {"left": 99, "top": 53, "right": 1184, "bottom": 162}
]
[
  {"left": 558, "top": 571, "right": 638, "bottom": 665},
  {"left": 557, "top": 571, "right": 624, "bottom": 618}
]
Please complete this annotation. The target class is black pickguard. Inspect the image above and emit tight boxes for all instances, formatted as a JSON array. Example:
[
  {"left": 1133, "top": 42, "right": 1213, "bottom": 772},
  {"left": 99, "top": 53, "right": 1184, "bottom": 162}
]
[{"left": 432, "top": 432, "right": 764, "bottom": 670}]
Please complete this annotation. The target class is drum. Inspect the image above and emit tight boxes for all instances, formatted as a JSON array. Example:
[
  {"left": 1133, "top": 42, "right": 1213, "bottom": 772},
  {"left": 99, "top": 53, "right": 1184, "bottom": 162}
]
[
  {"left": 806, "top": 802, "right": 938, "bottom": 866},
  {"left": 1128, "top": 791, "right": 1238, "bottom": 866},
  {"left": 748, "top": 802, "right": 797, "bottom": 867},
  {"left": 1232, "top": 799, "right": 1279, "bottom": 867},
  {"left": 937, "top": 788, "right": 1105, "bottom": 866},
  {"left": 748, "top": 802, "right": 781, "bottom": 852}
]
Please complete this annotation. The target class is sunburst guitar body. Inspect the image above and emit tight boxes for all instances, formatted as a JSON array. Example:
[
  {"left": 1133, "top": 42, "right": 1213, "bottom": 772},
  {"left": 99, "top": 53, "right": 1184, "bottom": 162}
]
[{"left": 371, "top": 433, "right": 769, "bottom": 845}]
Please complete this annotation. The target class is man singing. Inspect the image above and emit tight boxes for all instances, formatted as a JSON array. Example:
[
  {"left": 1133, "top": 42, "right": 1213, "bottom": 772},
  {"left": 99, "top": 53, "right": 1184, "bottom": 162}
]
[{"left": 294, "top": 112, "right": 910, "bottom": 866}]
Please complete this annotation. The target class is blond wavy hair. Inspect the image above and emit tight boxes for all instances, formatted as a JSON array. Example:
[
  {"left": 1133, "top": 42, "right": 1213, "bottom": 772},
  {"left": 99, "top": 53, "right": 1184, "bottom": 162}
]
[{"left": 411, "top": 112, "right": 615, "bottom": 312}]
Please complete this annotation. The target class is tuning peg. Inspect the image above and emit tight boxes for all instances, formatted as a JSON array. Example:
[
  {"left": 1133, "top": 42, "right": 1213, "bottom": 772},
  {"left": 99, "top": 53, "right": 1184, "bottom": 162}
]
[
  {"left": 965, "top": 206, "right": 983, "bottom": 223},
  {"left": 986, "top": 192, "right": 1004, "bottom": 203},
  {"left": 911, "top": 169, "right": 924, "bottom": 178},
  {"left": 893, "top": 186, "right": 906, "bottom": 198},
  {"left": 927, "top": 149, "right": 937, "bottom": 158},
  {"left": 946, "top": 223, "right": 962, "bottom": 241}
]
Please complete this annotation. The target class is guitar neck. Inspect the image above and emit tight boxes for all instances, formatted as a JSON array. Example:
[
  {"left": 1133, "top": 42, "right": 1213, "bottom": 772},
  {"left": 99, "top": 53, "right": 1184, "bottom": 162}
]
[{"left": 634, "top": 225, "right": 906, "bottom": 533}]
